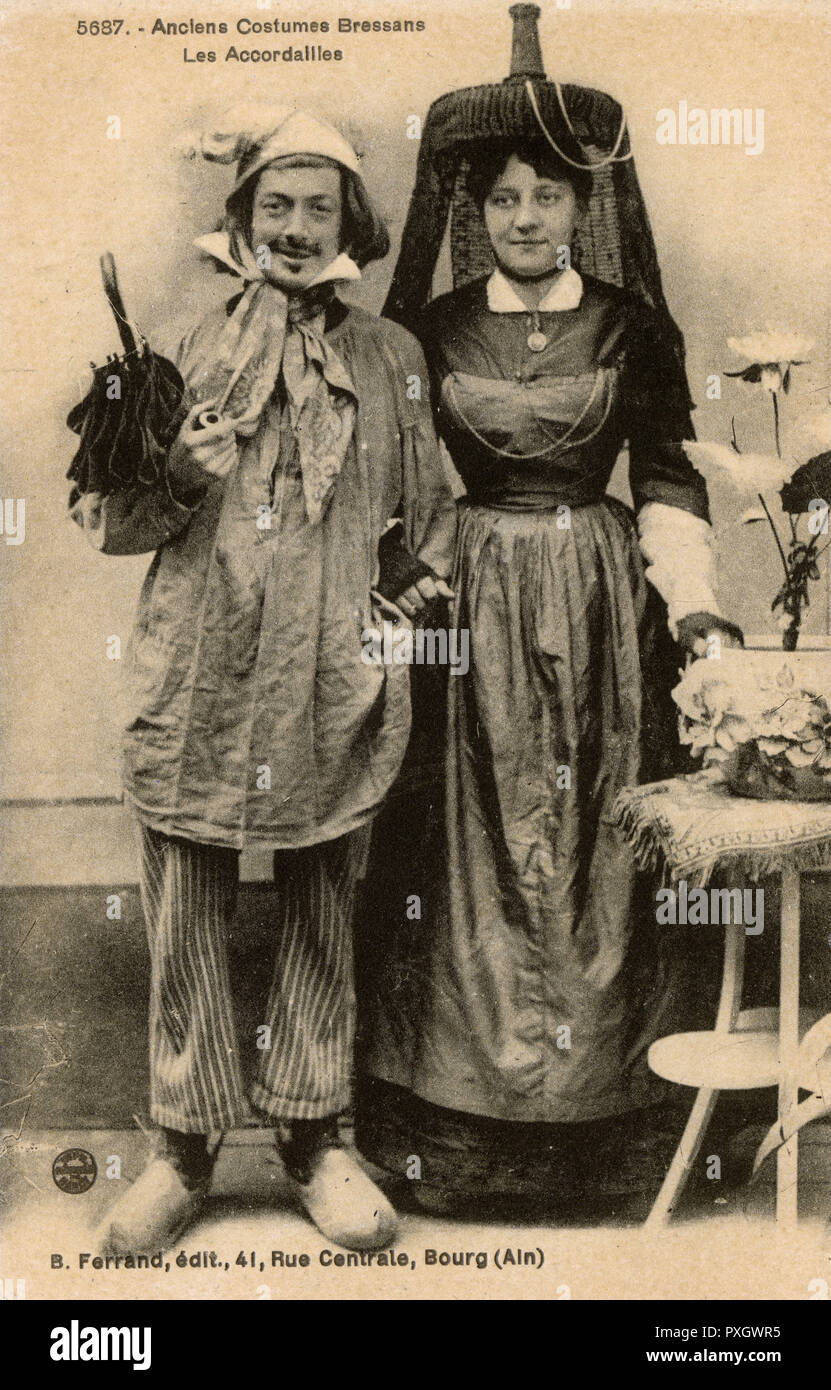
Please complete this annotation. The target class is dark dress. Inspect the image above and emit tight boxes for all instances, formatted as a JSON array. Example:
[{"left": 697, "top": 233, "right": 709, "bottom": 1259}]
[{"left": 354, "top": 274, "right": 713, "bottom": 1200}]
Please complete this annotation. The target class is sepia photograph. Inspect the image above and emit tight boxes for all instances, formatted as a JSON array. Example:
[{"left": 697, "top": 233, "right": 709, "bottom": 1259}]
[{"left": 1, "top": 0, "right": 830, "bottom": 1335}]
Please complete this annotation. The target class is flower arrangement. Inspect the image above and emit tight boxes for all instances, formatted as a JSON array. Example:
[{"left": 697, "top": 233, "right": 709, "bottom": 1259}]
[
  {"left": 683, "top": 331, "right": 831, "bottom": 650},
  {"left": 673, "top": 651, "right": 831, "bottom": 800}
]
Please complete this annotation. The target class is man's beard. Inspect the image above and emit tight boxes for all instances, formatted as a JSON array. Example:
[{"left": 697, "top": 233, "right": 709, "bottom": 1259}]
[{"left": 259, "top": 243, "right": 324, "bottom": 297}]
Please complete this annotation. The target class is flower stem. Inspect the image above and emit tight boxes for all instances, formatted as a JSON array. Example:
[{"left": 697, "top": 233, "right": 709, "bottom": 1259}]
[
  {"left": 783, "top": 618, "right": 800, "bottom": 651},
  {"left": 758, "top": 491, "right": 790, "bottom": 578},
  {"left": 772, "top": 390, "right": 781, "bottom": 457}
]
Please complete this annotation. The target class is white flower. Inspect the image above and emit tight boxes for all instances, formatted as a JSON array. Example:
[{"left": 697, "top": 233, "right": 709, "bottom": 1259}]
[
  {"left": 726, "top": 332, "right": 813, "bottom": 393},
  {"left": 727, "top": 331, "right": 814, "bottom": 364},
  {"left": 683, "top": 441, "right": 798, "bottom": 495},
  {"left": 799, "top": 407, "right": 831, "bottom": 452}
]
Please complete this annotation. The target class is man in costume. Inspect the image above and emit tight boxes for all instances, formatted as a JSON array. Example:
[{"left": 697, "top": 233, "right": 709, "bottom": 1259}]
[{"left": 71, "top": 107, "right": 456, "bottom": 1252}]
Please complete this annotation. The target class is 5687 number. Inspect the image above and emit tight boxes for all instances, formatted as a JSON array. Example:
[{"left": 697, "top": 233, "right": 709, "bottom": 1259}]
[{"left": 76, "top": 20, "right": 123, "bottom": 34}]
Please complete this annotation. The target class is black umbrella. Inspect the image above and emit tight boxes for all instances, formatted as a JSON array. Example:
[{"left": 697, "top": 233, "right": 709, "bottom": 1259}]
[{"left": 66, "top": 253, "right": 187, "bottom": 504}]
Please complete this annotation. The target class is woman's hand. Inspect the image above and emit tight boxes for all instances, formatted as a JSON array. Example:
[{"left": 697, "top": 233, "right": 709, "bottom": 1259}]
[
  {"left": 168, "top": 403, "right": 238, "bottom": 494},
  {"left": 676, "top": 611, "right": 745, "bottom": 658},
  {"left": 394, "top": 574, "right": 455, "bottom": 618}
]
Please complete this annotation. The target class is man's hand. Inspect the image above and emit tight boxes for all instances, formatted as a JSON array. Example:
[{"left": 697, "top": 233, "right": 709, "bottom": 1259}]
[
  {"left": 394, "top": 574, "right": 454, "bottom": 618},
  {"left": 168, "top": 403, "right": 239, "bottom": 494}
]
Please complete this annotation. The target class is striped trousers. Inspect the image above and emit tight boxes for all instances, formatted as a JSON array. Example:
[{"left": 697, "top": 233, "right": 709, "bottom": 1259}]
[{"left": 136, "top": 820, "right": 370, "bottom": 1132}]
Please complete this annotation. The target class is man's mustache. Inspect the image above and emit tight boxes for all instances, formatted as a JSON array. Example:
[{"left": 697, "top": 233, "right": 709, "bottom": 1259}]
[{"left": 268, "top": 239, "right": 321, "bottom": 257}]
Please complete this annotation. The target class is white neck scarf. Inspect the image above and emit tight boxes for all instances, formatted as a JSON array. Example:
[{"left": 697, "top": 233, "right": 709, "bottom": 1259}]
[{"left": 192, "top": 230, "right": 362, "bottom": 523}]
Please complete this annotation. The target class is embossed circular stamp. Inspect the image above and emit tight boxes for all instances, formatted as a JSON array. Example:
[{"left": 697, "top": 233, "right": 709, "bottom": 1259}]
[{"left": 52, "top": 1148, "right": 97, "bottom": 1195}]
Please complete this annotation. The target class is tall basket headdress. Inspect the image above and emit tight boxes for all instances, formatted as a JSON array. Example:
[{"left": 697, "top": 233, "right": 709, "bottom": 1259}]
[{"left": 385, "top": 4, "right": 683, "bottom": 383}]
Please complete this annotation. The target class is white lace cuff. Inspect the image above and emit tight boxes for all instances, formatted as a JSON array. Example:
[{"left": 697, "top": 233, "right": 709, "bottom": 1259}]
[{"left": 637, "top": 501, "right": 721, "bottom": 638}]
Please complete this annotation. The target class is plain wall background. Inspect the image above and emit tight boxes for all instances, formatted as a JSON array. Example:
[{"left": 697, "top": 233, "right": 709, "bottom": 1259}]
[{"left": 1, "top": 0, "right": 830, "bottom": 812}]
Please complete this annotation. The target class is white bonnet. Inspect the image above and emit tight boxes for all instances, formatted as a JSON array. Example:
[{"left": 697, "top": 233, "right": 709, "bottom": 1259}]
[{"left": 178, "top": 104, "right": 361, "bottom": 194}]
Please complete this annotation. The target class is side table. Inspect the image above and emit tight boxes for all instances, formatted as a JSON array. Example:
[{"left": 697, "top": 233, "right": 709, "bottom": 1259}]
[{"left": 614, "top": 774, "right": 831, "bottom": 1231}]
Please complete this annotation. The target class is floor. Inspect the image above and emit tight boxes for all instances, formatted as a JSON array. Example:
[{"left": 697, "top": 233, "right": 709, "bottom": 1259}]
[
  {"left": 3, "top": 882, "right": 831, "bottom": 1300},
  {"left": 2, "top": 1123, "right": 830, "bottom": 1301}
]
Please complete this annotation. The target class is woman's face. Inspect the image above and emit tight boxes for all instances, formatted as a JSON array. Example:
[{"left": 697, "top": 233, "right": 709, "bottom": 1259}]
[
  {"left": 249, "top": 162, "right": 343, "bottom": 292},
  {"left": 483, "top": 154, "right": 579, "bottom": 282}
]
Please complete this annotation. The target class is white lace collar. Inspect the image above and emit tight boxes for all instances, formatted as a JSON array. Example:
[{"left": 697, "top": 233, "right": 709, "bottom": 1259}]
[{"left": 486, "top": 266, "right": 584, "bottom": 313}]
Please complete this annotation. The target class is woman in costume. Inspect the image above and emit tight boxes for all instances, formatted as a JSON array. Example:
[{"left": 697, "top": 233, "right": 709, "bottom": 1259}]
[{"left": 355, "top": 5, "right": 744, "bottom": 1211}]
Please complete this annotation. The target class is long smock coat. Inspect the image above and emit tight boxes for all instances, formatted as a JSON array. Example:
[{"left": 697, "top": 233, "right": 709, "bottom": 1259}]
[{"left": 71, "top": 295, "right": 458, "bottom": 851}]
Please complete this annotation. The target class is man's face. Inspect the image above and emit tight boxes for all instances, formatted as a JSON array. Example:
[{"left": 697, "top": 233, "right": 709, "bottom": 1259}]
[
  {"left": 250, "top": 162, "right": 343, "bottom": 292},
  {"left": 483, "top": 154, "right": 578, "bottom": 282}
]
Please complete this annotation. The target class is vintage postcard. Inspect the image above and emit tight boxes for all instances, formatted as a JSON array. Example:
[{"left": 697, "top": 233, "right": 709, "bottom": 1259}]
[{"left": 1, "top": 0, "right": 830, "bottom": 1325}]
